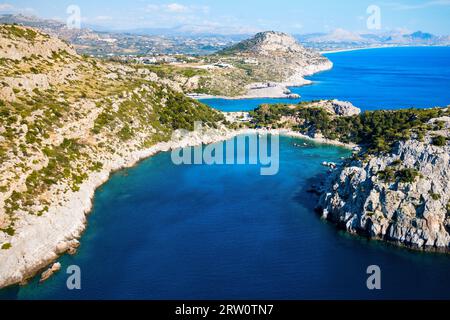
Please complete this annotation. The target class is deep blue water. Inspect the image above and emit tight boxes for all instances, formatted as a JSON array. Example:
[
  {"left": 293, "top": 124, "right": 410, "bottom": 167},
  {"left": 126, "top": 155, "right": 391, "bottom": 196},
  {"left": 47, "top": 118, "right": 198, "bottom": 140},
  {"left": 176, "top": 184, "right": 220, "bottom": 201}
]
[
  {"left": 2, "top": 47, "right": 450, "bottom": 300},
  {"left": 2, "top": 136, "right": 450, "bottom": 300},
  {"left": 201, "top": 47, "right": 450, "bottom": 111}
]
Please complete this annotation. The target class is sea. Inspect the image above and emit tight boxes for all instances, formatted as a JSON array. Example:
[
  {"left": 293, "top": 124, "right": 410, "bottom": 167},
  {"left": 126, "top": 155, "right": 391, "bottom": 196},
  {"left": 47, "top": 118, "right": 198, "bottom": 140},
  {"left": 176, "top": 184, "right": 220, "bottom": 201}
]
[{"left": 2, "top": 46, "right": 450, "bottom": 300}]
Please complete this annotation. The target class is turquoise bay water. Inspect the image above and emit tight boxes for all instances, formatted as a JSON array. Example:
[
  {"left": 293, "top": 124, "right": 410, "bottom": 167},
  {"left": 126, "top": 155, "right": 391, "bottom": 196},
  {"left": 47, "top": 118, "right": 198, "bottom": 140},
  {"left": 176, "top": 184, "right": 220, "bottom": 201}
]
[
  {"left": 2, "top": 136, "right": 450, "bottom": 300},
  {"left": 201, "top": 47, "right": 450, "bottom": 112},
  {"left": 2, "top": 47, "right": 450, "bottom": 300}
]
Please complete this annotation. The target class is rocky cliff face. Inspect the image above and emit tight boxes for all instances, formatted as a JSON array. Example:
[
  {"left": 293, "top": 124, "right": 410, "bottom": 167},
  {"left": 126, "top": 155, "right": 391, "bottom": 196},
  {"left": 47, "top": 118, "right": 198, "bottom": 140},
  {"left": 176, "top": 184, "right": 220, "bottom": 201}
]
[
  {"left": 318, "top": 116, "right": 450, "bottom": 251},
  {"left": 309, "top": 100, "right": 361, "bottom": 117}
]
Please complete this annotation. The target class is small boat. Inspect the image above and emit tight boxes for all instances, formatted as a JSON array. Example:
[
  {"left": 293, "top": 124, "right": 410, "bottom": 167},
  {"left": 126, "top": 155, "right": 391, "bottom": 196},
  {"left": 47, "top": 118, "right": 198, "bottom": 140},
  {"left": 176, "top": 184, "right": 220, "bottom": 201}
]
[{"left": 294, "top": 143, "right": 308, "bottom": 148}]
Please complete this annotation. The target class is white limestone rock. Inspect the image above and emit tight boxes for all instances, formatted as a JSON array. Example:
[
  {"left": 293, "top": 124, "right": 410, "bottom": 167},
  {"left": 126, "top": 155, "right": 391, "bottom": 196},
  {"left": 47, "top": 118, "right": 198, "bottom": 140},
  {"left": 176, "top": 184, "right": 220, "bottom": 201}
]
[{"left": 318, "top": 122, "right": 450, "bottom": 251}]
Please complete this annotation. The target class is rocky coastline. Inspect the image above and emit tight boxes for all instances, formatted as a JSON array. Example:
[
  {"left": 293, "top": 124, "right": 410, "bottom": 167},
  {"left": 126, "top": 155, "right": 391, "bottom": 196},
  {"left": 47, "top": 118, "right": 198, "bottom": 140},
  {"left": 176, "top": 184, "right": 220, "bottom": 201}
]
[
  {"left": 247, "top": 98, "right": 450, "bottom": 252},
  {"left": 0, "top": 124, "right": 353, "bottom": 289},
  {"left": 0, "top": 125, "right": 238, "bottom": 288},
  {"left": 316, "top": 117, "right": 450, "bottom": 252}
]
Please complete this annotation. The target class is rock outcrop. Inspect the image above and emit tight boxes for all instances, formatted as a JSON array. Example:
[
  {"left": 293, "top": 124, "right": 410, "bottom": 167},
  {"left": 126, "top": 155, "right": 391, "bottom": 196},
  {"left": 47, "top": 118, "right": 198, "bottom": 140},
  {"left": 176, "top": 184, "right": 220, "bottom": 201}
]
[
  {"left": 318, "top": 117, "right": 450, "bottom": 251},
  {"left": 307, "top": 99, "right": 361, "bottom": 117},
  {"left": 39, "top": 262, "right": 61, "bottom": 283}
]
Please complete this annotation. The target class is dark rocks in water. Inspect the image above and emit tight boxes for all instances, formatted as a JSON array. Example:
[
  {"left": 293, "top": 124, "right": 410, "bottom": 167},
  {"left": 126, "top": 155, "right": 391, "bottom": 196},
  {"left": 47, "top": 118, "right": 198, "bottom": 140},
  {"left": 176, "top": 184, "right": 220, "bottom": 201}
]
[
  {"left": 293, "top": 142, "right": 309, "bottom": 148},
  {"left": 307, "top": 183, "right": 324, "bottom": 196},
  {"left": 322, "top": 161, "right": 337, "bottom": 169}
]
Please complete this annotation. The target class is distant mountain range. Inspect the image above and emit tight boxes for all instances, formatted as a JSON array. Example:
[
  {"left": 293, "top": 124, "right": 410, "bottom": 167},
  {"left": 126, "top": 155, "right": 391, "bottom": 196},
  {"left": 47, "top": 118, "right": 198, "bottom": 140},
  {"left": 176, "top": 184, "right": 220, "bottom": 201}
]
[
  {"left": 297, "top": 28, "right": 450, "bottom": 51},
  {"left": 0, "top": 14, "right": 243, "bottom": 56},
  {"left": 1, "top": 14, "right": 449, "bottom": 56}
]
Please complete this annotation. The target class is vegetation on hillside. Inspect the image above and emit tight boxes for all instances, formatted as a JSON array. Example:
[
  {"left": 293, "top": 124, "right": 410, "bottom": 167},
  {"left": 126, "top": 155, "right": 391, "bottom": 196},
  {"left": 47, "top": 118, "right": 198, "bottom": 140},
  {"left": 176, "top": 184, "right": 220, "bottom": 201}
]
[
  {"left": 0, "top": 25, "right": 226, "bottom": 240},
  {"left": 250, "top": 103, "right": 449, "bottom": 154},
  {"left": 0, "top": 24, "right": 38, "bottom": 41}
]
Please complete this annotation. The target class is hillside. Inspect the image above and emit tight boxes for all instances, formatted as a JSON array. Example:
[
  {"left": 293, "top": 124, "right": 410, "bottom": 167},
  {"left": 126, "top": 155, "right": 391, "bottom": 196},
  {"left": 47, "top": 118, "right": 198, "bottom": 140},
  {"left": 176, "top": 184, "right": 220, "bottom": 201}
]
[
  {"left": 0, "top": 14, "right": 237, "bottom": 56},
  {"left": 219, "top": 30, "right": 312, "bottom": 55},
  {"left": 0, "top": 17, "right": 331, "bottom": 98},
  {"left": 186, "top": 31, "right": 332, "bottom": 97},
  {"left": 0, "top": 25, "right": 227, "bottom": 288},
  {"left": 249, "top": 101, "right": 450, "bottom": 251}
]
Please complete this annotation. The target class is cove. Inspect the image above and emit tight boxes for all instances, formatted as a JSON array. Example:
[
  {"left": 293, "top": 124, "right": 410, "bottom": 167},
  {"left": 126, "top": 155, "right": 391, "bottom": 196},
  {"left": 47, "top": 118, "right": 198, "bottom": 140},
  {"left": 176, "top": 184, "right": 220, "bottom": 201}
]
[
  {"left": 2, "top": 135, "right": 450, "bottom": 300},
  {"left": 201, "top": 47, "right": 450, "bottom": 112}
]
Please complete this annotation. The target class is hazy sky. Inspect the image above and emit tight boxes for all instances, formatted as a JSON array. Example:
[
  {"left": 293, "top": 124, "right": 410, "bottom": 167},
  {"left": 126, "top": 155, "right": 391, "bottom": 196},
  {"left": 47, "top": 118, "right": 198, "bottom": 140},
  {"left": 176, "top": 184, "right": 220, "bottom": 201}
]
[{"left": 1, "top": 0, "right": 450, "bottom": 35}]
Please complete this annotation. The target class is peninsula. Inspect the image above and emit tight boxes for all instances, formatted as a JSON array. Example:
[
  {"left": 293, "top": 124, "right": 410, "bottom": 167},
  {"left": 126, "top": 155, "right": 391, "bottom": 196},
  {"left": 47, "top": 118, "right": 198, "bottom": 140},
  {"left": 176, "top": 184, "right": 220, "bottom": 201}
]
[
  {"left": 249, "top": 101, "right": 450, "bottom": 251},
  {"left": 147, "top": 31, "right": 333, "bottom": 99}
]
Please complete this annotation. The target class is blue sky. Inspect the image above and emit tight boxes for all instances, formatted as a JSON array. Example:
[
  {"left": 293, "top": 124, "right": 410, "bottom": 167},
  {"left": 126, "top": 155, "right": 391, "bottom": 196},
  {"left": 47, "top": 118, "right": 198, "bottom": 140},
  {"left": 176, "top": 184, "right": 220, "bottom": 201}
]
[{"left": 1, "top": 0, "right": 450, "bottom": 35}]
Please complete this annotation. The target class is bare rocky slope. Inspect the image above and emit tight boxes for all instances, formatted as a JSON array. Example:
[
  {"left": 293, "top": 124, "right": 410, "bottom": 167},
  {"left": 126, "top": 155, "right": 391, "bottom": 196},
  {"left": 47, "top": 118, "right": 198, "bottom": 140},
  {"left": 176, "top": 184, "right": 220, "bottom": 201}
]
[
  {"left": 0, "top": 25, "right": 229, "bottom": 288},
  {"left": 318, "top": 117, "right": 450, "bottom": 251}
]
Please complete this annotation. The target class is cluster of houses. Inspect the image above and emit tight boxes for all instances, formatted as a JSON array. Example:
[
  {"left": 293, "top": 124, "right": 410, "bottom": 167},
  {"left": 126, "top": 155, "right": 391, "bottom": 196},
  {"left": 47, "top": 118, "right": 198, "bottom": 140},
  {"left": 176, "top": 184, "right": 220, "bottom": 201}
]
[
  {"left": 110, "top": 54, "right": 261, "bottom": 72},
  {"left": 243, "top": 58, "right": 259, "bottom": 65},
  {"left": 133, "top": 55, "right": 179, "bottom": 65},
  {"left": 113, "top": 54, "right": 182, "bottom": 65}
]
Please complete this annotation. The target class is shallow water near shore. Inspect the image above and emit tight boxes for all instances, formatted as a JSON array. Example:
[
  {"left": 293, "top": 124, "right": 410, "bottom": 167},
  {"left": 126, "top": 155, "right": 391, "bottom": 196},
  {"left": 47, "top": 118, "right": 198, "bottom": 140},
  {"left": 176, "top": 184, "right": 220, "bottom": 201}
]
[
  {"left": 201, "top": 47, "right": 450, "bottom": 112},
  {"left": 2, "top": 135, "right": 450, "bottom": 300}
]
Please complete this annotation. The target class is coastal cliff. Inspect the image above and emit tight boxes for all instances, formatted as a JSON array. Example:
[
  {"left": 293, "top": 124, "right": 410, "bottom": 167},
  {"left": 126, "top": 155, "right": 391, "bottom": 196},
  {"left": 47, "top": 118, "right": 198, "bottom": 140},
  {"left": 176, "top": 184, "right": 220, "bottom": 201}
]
[
  {"left": 249, "top": 101, "right": 450, "bottom": 250},
  {"left": 318, "top": 116, "right": 450, "bottom": 250}
]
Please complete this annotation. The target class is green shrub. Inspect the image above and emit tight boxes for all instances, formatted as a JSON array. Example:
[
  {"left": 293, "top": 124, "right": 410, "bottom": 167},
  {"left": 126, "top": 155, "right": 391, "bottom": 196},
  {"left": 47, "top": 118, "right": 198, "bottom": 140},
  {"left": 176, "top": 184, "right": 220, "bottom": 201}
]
[
  {"left": 432, "top": 136, "right": 447, "bottom": 147},
  {"left": 251, "top": 104, "right": 446, "bottom": 154},
  {"left": 118, "top": 125, "right": 134, "bottom": 141},
  {"left": 396, "top": 169, "right": 420, "bottom": 183},
  {"left": 434, "top": 121, "right": 445, "bottom": 130},
  {"left": 429, "top": 192, "right": 441, "bottom": 200},
  {"left": 378, "top": 168, "right": 396, "bottom": 183},
  {"left": 1, "top": 243, "right": 11, "bottom": 250},
  {"left": 2, "top": 226, "right": 15, "bottom": 236},
  {"left": 4, "top": 25, "right": 37, "bottom": 41},
  {"left": 90, "top": 161, "right": 103, "bottom": 172}
]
